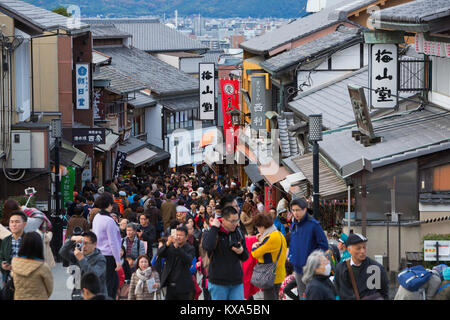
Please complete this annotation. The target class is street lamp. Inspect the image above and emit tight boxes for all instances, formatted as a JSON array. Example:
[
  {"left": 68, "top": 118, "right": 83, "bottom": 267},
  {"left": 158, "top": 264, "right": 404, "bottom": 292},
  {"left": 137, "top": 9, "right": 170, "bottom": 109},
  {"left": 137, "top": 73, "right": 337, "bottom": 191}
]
[
  {"left": 227, "top": 106, "right": 242, "bottom": 127},
  {"left": 309, "top": 114, "right": 322, "bottom": 220}
]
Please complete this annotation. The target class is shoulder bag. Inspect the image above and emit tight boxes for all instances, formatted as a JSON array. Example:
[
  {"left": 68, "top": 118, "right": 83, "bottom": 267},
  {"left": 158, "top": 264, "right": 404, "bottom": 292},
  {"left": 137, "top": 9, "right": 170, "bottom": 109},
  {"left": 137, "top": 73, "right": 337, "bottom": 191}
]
[{"left": 251, "top": 232, "right": 283, "bottom": 290}]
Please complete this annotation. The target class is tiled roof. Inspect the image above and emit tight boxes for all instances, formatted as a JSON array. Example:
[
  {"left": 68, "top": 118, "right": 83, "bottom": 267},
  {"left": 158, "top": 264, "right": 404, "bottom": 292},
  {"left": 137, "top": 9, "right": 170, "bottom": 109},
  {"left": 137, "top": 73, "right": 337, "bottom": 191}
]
[
  {"left": 240, "top": 0, "right": 377, "bottom": 55},
  {"left": 96, "top": 46, "right": 198, "bottom": 96},
  {"left": 90, "top": 24, "right": 131, "bottom": 39},
  {"left": 0, "top": 0, "right": 89, "bottom": 33},
  {"left": 159, "top": 95, "right": 199, "bottom": 112},
  {"left": 371, "top": 0, "right": 450, "bottom": 24},
  {"left": 319, "top": 105, "right": 450, "bottom": 173},
  {"left": 260, "top": 26, "right": 363, "bottom": 74},
  {"left": 93, "top": 65, "right": 147, "bottom": 95},
  {"left": 288, "top": 68, "right": 372, "bottom": 130},
  {"left": 128, "top": 92, "right": 157, "bottom": 109},
  {"left": 82, "top": 18, "right": 207, "bottom": 52},
  {"left": 92, "top": 50, "right": 111, "bottom": 65}
]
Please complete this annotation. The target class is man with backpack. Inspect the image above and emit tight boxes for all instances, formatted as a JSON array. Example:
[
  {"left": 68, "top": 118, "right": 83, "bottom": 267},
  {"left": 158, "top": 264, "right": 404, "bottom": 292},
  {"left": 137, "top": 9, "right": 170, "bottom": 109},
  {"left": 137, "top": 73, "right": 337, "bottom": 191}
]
[{"left": 334, "top": 233, "right": 389, "bottom": 300}]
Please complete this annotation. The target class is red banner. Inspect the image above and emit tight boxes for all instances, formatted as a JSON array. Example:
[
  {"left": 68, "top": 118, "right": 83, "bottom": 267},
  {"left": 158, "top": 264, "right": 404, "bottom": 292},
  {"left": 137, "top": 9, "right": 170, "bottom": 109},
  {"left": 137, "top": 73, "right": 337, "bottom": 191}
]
[
  {"left": 265, "top": 184, "right": 276, "bottom": 212},
  {"left": 220, "top": 79, "right": 240, "bottom": 155}
]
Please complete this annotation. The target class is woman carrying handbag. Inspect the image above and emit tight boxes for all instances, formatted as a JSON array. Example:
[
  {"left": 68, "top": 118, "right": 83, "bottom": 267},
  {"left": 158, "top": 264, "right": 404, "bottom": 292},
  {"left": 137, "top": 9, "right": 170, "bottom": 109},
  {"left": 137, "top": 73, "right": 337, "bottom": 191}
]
[{"left": 250, "top": 213, "right": 287, "bottom": 300}]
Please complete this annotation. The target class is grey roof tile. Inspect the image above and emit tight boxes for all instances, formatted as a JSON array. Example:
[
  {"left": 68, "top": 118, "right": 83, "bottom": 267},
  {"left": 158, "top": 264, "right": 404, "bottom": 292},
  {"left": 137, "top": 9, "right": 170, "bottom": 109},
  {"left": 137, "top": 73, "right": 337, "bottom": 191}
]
[
  {"left": 0, "top": 0, "right": 89, "bottom": 32},
  {"left": 90, "top": 24, "right": 131, "bottom": 39},
  {"left": 93, "top": 65, "right": 147, "bottom": 95},
  {"left": 128, "top": 92, "right": 157, "bottom": 109},
  {"left": 372, "top": 0, "right": 450, "bottom": 24},
  {"left": 159, "top": 95, "right": 199, "bottom": 112},
  {"left": 240, "top": 0, "right": 377, "bottom": 54},
  {"left": 260, "top": 26, "right": 363, "bottom": 74},
  {"left": 319, "top": 105, "right": 450, "bottom": 172},
  {"left": 82, "top": 18, "right": 207, "bottom": 52},
  {"left": 97, "top": 46, "right": 198, "bottom": 95}
]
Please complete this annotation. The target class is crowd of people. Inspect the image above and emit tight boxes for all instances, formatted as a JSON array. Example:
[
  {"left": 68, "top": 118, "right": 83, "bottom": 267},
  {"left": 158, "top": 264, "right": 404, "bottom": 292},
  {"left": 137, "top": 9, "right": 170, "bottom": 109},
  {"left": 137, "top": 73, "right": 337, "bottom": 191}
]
[{"left": 0, "top": 166, "right": 449, "bottom": 301}]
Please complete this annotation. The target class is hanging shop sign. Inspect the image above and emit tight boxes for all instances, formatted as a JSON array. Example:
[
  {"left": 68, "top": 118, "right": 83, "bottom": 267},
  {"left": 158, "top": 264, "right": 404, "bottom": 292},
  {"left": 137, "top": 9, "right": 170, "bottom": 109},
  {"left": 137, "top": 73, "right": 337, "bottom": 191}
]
[
  {"left": 220, "top": 79, "right": 240, "bottom": 154},
  {"left": 199, "top": 63, "right": 215, "bottom": 120},
  {"left": 369, "top": 44, "right": 398, "bottom": 109},
  {"left": 76, "top": 63, "right": 90, "bottom": 110},
  {"left": 72, "top": 128, "right": 106, "bottom": 145}
]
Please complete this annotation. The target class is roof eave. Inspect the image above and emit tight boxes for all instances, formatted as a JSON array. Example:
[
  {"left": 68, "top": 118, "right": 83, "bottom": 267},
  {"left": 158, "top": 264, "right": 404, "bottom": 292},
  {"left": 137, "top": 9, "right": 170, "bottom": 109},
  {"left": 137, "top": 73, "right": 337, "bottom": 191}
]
[{"left": 372, "top": 19, "right": 430, "bottom": 33}]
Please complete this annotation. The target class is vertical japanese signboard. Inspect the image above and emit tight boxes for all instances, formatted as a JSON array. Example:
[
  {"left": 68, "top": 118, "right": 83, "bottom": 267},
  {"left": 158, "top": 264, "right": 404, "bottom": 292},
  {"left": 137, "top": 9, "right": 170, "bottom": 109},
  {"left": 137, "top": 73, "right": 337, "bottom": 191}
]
[
  {"left": 93, "top": 88, "right": 105, "bottom": 120},
  {"left": 61, "top": 166, "right": 75, "bottom": 207},
  {"left": 220, "top": 79, "right": 240, "bottom": 154},
  {"left": 76, "top": 63, "right": 90, "bottom": 110},
  {"left": 113, "top": 151, "right": 127, "bottom": 179},
  {"left": 370, "top": 44, "right": 398, "bottom": 109},
  {"left": 199, "top": 63, "right": 215, "bottom": 120},
  {"left": 250, "top": 74, "right": 268, "bottom": 130}
]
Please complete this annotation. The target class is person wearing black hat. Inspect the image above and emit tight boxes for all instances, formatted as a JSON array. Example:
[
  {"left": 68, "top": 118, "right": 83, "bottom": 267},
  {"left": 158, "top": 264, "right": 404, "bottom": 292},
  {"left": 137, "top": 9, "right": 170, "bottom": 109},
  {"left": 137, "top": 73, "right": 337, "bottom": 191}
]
[{"left": 334, "top": 233, "right": 389, "bottom": 300}]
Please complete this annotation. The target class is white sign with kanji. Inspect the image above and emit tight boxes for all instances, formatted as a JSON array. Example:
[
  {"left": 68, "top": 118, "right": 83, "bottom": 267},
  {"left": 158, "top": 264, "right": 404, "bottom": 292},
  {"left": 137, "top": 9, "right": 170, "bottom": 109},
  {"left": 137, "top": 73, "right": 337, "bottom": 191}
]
[
  {"left": 76, "top": 63, "right": 90, "bottom": 110},
  {"left": 370, "top": 44, "right": 398, "bottom": 109},
  {"left": 199, "top": 63, "right": 215, "bottom": 120}
]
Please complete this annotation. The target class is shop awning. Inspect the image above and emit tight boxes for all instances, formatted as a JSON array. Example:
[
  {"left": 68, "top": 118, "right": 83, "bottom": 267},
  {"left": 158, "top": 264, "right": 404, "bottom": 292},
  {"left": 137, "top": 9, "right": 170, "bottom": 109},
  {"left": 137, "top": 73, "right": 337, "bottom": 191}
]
[
  {"left": 95, "top": 131, "right": 120, "bottom": 152},
  {"left": 280, "top": 171, "right": 306, "bottom": 193},
  {"left": 54, "top": 140, "right": 87, "bottom": 168},
  {"left": 125, "top": 147, "right": 158, "bottom": 167},
  {"left": 244, "top": 164, "right": 264, "bottom": 183},
  {"left": 128, "top": 92, "right": 157, "bottom": 109},
  {"left": 260, "top": 164, "right": 291, "bottom": 186},
  {"left": 291, "top": 152, "right": 348, "bottom": 199}
]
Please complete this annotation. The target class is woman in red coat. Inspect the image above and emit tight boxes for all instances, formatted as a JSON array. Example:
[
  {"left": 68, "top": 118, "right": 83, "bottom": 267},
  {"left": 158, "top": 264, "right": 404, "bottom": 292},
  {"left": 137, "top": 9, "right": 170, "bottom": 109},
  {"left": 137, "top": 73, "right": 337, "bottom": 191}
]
[{"left": 242, "top": 235, "right": 260, "bottom": 300}]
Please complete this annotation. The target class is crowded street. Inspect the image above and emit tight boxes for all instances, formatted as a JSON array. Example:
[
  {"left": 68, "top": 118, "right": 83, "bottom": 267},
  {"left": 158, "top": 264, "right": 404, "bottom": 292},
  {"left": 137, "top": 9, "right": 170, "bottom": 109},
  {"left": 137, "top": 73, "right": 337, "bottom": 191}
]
[{"left": 0, "top": 0, "right": 450, "bottom": 305}]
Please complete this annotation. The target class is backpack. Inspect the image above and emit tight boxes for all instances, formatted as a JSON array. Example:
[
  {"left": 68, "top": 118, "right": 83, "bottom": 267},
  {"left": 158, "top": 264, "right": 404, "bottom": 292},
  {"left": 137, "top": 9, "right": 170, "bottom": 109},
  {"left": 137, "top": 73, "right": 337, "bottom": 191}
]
[{"left": 398, "top": 265, "right": 432, "bottom": 292}]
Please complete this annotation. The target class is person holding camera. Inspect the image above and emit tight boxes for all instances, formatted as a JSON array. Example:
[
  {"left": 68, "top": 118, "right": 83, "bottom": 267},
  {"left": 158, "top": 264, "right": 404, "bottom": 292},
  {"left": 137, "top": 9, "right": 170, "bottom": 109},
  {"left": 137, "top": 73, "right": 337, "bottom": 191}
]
[
  {"left": 157, "top": 225, "right": 196, "bottom": 300},
  {"left": 59, "top": 229, "right": 108, "bottom": 297},
  {"left": 201, "top": 205, "right": 249, "bottom": 300}
]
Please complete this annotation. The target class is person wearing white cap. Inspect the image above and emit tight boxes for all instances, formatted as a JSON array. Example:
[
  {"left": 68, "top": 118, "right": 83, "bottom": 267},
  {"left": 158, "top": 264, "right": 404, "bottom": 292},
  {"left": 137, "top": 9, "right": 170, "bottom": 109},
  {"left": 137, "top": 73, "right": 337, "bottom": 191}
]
[{"left": 334, "top": 233, "right": 389, "bottom": 300}]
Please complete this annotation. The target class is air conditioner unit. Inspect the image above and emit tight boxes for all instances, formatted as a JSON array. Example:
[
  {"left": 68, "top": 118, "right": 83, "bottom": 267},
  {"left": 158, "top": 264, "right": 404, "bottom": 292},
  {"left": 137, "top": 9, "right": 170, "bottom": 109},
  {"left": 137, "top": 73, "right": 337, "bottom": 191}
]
[{"left": 10, "top": 130, "right": 31, "bottom": 169}]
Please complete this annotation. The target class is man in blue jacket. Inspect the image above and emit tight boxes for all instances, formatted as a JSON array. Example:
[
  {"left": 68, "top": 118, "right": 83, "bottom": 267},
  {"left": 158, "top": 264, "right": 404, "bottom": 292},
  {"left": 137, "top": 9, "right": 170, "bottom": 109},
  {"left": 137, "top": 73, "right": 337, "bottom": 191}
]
[{"left": 288, "top": 198, "right": 329, "bottom": 299}]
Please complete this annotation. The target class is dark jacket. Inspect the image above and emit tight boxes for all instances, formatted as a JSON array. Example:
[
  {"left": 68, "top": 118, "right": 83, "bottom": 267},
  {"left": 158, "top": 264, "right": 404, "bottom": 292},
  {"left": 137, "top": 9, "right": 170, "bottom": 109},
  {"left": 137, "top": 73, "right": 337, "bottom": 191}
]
[
  {"left": 157, "top": 242, "right": 195, "bottom": 294},
  {"left": 201, "top": 225, "right": 249, "bottom": 286},
  {"left": 140, "top": 224, "right": 156, "bottom": 249},
  {"left": 0, "top": 234, "right": 13, "bottom": 279},
  {"left": 289, "top": 213, "right": 329, "bottom": 274},
  {"left": 305, "top": 275, "right": 337, "bottom": 300},
  {"left": 59, "top": 239, "right": 108, "bottom": 295},
  {"left": 334, "top": 257, "right": 389, "bottom": 300},
  {"left": 144, "top": 206, "right": 162, "bottom": 233}
]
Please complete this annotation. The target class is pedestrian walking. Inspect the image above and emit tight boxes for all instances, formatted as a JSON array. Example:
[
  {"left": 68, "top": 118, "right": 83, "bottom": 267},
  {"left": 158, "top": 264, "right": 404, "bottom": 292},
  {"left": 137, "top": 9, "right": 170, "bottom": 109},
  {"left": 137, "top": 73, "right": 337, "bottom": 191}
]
[
  {"left": 92, "top": 192, "right": 122, "bottom": 299},
  {"left": 11, "top": 231, "right": 53, "bottom": 300},
  {"left": 250, "top": 213, "right": 287, "bottom": 300},
  {"left": 202, "top": 205, "right": 249, "bottom": 300},
  {"left": 59, "top": 230, "right": 108, "bottom": 297},
  {"left": 288, "top": 198, "right": 329, "bottom": 298},
  {"left": 334, "top": 233, "right": 389, "bottom": 300},
  {"left": 1, "top": 210, "right": 27, "bottom": 286},
  {"left": 302, "top": 250, "right": 337, "bottom": 300},
  {"left": 128, "top": 254, "right": 161, "bottom": 300},
  {"left": 157, "top": 225, "right": 196, "bottom": 300}
]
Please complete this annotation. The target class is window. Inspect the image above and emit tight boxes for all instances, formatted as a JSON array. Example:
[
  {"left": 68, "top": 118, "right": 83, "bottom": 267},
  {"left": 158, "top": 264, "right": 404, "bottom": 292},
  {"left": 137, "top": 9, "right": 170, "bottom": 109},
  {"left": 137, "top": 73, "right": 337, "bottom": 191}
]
[{"left": 433, "top": 164, "right": 450, "bottom": 191}]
